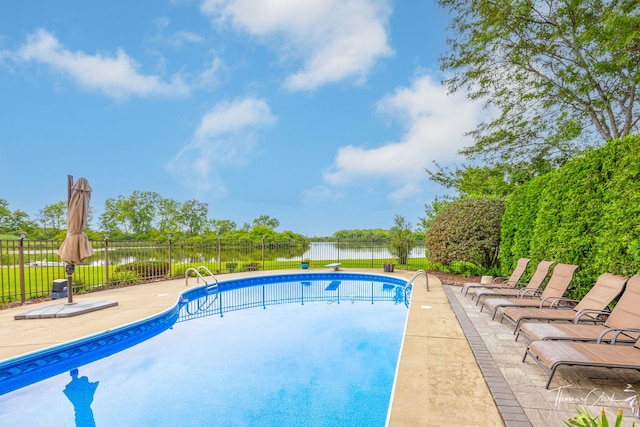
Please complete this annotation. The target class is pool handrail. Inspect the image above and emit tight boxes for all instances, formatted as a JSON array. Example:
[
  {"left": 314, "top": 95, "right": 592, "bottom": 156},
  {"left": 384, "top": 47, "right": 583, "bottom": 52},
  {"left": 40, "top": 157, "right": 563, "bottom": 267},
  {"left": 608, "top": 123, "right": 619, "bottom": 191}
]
[
  {"left": 407, "top": 270, "right": 429, "bottom": 291},
  {"left": 185, "top": 266, "right": 219, "bottom": 292}
]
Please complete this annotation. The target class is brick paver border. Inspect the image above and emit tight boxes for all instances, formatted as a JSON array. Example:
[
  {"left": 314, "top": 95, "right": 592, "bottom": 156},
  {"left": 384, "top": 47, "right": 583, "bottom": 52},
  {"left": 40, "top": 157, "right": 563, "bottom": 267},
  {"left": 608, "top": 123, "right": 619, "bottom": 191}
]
[{"left": 443, "top": 284, "right": 533, "bottom": 427}]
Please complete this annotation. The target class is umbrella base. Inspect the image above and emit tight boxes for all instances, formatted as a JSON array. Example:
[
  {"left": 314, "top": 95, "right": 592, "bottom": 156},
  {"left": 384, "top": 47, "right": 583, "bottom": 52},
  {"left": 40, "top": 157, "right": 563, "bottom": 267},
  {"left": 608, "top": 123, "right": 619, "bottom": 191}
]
[{"left": 14, "top": 300, "right": 118, "bottom": 320}]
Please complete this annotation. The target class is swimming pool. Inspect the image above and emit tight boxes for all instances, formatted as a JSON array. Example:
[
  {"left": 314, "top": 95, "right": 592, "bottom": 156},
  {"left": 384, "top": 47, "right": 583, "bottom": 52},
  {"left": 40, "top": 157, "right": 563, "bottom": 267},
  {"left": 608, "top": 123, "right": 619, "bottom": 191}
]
[{"left": 0, "top": 273, "right": 410, "bottom": 426}]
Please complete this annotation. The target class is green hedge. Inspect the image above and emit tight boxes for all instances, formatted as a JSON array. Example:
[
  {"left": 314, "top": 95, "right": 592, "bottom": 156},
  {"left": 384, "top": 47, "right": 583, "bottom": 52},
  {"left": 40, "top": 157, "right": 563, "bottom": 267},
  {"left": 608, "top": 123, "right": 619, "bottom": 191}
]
[{"left": 499, "top": 135, "right": 640, "bottom": 297}]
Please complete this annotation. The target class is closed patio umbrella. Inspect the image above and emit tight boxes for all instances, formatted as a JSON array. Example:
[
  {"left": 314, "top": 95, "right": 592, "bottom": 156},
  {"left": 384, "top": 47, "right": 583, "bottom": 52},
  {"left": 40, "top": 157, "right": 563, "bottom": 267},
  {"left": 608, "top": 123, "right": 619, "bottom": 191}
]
[{"left": 57, "top": 177, "right": 94, "bottom": 303}]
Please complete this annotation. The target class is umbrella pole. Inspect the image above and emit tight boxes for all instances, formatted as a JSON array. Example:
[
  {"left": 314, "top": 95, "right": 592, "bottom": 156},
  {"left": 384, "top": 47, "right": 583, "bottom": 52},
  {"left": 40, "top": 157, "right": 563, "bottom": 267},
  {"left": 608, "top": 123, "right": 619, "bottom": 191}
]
[
  {"left": 65, "top": 176, "right": 75, "bottom": 304},
  {"left": 66, "top": 264, "right": 75, "bottom": 303}
]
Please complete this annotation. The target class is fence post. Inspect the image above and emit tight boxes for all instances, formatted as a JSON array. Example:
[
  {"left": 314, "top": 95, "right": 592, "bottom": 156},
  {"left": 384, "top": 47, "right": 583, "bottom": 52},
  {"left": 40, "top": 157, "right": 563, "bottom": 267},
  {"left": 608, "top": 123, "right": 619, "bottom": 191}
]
[
  {"left": 167, "top": 234, "right": 172, "bottom": 278},
  {"left": 261, "top": 237, "right": 265, "bottom": 270},
  {"left": 218, "top": 237, "right": 222, "bottom": 274},
  {"left": 371, "top": 237, "right": 374, "bottom": 268},
  {"left": 104, "top": 235, "right": 109, "bottom": 286},
  {"left": 18, "top": 232, "right": 26, "bottom": 304}
]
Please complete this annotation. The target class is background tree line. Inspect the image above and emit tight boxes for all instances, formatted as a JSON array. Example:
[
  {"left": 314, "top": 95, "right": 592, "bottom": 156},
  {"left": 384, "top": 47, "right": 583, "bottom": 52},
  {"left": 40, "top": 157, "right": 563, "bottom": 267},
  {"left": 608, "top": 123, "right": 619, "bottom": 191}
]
[{"left": 0, "top": 192, "right": 306, "bottom": 242}]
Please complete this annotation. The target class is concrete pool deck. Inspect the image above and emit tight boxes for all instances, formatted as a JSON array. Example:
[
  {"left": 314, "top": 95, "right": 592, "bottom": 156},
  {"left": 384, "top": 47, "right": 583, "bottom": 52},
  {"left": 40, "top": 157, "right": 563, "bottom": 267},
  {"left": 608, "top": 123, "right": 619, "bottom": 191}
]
[{"left": 2, "top": 269, "right": 639, "bottom": 426}]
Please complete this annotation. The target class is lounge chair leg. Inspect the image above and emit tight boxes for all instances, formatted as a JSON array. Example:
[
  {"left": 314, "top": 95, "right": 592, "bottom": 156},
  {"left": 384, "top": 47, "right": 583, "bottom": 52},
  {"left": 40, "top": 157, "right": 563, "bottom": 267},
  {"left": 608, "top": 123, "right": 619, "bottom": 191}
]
[
  {"left": 513, "top": 320, "right": 523, "bottom": 334},
  {"left": 545, "top": 368, "right": 558, "bottom": 389}
]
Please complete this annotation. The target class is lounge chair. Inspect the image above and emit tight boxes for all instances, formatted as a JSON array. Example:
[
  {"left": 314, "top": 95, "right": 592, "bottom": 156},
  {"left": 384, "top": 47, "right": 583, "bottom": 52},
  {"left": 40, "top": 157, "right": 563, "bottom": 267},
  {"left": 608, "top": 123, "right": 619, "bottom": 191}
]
[
  {"left": 461, "top": 257, "right": 531, "bottom": 296},
  {"left": 471, "top": 260, "right": 553, "bottom": 305},
  {"left": 501, "top": 272, "right": 627, "bottom": 333},
  {"left": 524, "top": 334, "right": 640, "bottom": 389},
  {"left": 517, "top": 274, "right": 640, "bottom": 344},
  {"left": 480, "top": 263, "right": 579, "bottom": 319}
]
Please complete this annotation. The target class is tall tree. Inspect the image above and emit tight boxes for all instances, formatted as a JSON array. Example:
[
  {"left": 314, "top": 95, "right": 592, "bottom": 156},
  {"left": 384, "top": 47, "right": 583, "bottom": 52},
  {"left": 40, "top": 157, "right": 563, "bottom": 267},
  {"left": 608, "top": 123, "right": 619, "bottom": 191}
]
[
  {"left": 252, "top": 215, "right": 280, "bottom": 231},
  {"left": 210, "top": 219, "right": 237, "bottom": 236},
  {"left": 38, "top": 201, "right": 66, "bottom": 231},
  {"left": 99, "top": 196, "right": 128, "bottom": 234},
  {"left": 157, "top": 198, "right": 180, "bottom": 234},
  {"left": 128, "top": 191, "right": 159, "bottom": 235},
  {"left": 179, "top": 200, "right": 209, "bottom": 235},
  {"left": 438, "top": 0, "right": 640, "bottom": 165}
]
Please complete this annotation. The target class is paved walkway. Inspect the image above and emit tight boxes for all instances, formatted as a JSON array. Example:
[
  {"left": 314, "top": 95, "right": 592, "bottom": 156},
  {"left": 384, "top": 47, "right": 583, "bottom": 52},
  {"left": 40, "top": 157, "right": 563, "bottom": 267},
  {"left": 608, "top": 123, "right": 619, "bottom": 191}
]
[
  {"left": 447, "top": 284, "right": 640, "bottom": 426},
  {"left": 1, "top": 270, "right": 639, "bottom": 426}
]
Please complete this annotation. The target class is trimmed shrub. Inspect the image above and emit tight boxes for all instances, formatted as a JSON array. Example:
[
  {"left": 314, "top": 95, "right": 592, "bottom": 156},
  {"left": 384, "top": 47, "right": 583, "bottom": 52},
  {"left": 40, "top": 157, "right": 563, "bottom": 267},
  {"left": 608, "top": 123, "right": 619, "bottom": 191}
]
[
  {"left": 425, "top": 197, "right": 505, "bottom": 269},
  {"left": 448, "top": 260, "right": 484, "bottom": 277},
  {"left": 242, "top": 262, "right": 260, "bottom": 272},
  {"left": 115, "top": 261, "right": 170, "bottom": 279},
  {"left": 111, "top": 270, "right": 142, "bottom": 287}
]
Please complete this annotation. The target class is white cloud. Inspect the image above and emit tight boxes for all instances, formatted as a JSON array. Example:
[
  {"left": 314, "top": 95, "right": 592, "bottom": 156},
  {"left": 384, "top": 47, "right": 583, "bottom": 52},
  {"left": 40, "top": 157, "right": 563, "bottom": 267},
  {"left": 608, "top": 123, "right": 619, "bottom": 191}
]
[
  {"left": 196, "top": 56, "right": 225, "bottom": 89},
  {"left": 168, "top": 97, "right": 277, "bottom": 193},
  {"left": 322, "top": 74, "right": 482, "bottom": 202},
  {"left": 15, "top": 29, "right": 189, "bottom": 100},
  {"left": 200, "top": 0, "right": 393, "bottom": 91}
]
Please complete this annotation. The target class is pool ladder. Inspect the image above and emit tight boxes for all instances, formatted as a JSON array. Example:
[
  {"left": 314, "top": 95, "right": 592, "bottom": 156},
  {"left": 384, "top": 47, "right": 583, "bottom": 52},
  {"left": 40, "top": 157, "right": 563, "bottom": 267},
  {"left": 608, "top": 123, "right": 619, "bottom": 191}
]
[
  {"left": 185, "top": 266, "right": 219, "bottom": 292},
  {"left": 407, "top": 270, "right": 429, "bottom": 291}
]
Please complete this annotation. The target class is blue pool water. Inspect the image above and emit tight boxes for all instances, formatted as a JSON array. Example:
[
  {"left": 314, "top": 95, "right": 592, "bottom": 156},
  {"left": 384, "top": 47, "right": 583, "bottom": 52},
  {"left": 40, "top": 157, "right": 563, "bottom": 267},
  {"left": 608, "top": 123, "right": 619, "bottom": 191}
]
[{"left": 0, "top": 273, "right": 410, "bottom": 426}]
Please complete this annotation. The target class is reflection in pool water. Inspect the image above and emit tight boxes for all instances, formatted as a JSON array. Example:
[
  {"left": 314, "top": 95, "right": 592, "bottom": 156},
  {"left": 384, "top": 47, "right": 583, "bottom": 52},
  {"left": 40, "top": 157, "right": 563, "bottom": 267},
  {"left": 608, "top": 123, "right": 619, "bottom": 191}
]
[
  {"left": 63, "top": 369, "right": 98, "bottom": 427},
  {"left": 0, "top": 273, "right": 410, "bottom": 427}
]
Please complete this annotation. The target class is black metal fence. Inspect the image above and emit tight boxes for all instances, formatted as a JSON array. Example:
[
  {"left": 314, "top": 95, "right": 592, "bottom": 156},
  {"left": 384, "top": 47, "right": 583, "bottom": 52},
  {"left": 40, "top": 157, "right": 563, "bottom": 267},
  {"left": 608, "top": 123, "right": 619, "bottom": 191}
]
[
  {"left": 178, "top": 278, "right": 410, "bottom": 322},
  {"left": 0, "top": 238, "right": 426, "bottom": 305}
]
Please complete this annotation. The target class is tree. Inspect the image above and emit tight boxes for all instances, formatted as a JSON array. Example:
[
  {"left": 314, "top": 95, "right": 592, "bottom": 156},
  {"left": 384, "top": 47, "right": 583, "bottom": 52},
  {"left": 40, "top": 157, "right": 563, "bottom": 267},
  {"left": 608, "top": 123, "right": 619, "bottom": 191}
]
[
  {"left": 127, "top": 191, "right": 159, "bottom": 235},
  {"left": 252, "top": 215, "right": 279, "bottom": 231},
  {"left": 157, "top": 198, "right": 181, "bottom": 234},
  {"left": 38, "top": 201, "right": 66, "bottom": 231},
  {"left": 387, "top": 215, "right": 416, "bottom": 265},
  {"left": 333, "top": 229, "right": 389, "bottom": 239},
  {"left": 438, "top": 0, "right": 640, "bottom": 166},
  {"left": 179, "top": 200, "right": 209, "bottom": 235},
  {"left": 99, "top": 197, "right": 126, "bottom": 234},
  {"left": 425, "top": 198, "right": 504, "bottom": 269},
  {"left": 210, "top": 219, "right": 237, "bottom": 236},
  {"left": 0, "top": 199, "right": 11, "bottom": 232}
]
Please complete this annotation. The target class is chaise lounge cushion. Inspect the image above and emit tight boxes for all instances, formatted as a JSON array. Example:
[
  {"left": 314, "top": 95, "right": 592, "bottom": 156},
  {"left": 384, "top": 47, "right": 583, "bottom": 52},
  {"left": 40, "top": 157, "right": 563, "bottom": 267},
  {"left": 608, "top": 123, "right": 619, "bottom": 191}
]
[
  {"left": 502, "top": 273, "right": 627, "bottom": 333},
  {"left": 525, "top": 337, "right": 640, "bottom": 388},
  {"left": 481, "top": 263, "right": 578, "bottom": 319},
  {"left": 471, "top": 260, "right": 553, "bottom": 304},
  {"left": 518, "top": 274, "right": 640, "bottom": 343}
]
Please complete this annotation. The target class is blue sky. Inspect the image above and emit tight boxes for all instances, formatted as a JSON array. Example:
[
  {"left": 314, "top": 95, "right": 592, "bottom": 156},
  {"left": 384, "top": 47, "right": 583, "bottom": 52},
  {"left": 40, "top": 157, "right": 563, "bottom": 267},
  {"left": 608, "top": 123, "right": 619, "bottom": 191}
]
[{"left": 0, "top": 0, "right": 483, "bottom": 237}]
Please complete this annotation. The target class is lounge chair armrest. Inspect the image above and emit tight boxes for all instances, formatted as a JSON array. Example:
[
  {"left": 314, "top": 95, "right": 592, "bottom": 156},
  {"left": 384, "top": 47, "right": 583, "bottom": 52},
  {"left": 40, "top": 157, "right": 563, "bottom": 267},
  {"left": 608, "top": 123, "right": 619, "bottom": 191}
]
[
  {"left": 517, "top": 288, "right": 540, "bottom": 298},
  {"left": 502, "top": 280, "right": 525, "bottom": 289},
  {"left": 492, "top": 276, "right": 508, "bottom": 284},
  {"left": 597, "top": 328, "right": 640, "bottom": 344},
  {"left": 548, "top": 297, "right": 579, "bottom": 308},
  {"left": 498, "top": 280, "right": 516, "bottom": 289},
  {"left": 573, "top": 309, "right": 609, "bottom": 323},
  {"left": 537, "top": 296, "right": 568, "bottom": 308}
]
